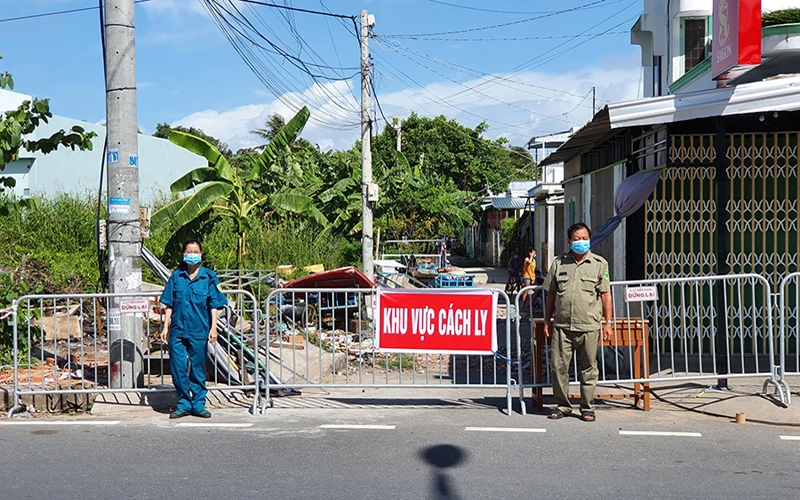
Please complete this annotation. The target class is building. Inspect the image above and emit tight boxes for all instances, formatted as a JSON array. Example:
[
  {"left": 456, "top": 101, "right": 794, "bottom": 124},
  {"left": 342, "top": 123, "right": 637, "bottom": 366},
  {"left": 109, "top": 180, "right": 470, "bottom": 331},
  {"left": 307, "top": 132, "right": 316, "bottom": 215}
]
[
  {"left": 517, "top": 130, "right": 571, "bottom": 272},
  {"left": 1, "top": 88, "right": 205, "bottom": 203},
  {"left": 632, "top": 0, "right": 799, "bottom": 97},
  {"left": 467, "top": 181, "right": 535, "bottom": 266},
  {"left": 542, "top": 1, "right": 800, "bottom": 287}
]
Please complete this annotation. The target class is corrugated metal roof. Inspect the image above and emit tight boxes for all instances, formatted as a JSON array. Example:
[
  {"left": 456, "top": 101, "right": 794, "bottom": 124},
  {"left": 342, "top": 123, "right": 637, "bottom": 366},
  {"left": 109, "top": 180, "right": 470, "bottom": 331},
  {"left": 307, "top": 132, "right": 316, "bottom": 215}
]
[
  {"left": 540, "top": 107, "right": 613, "bottom": 166},
  {"left": 540, "top": 74, "right": 800, "bottom": 167},
  {"left": 488, "top": 197, "right": 528, "bottom": 210}
]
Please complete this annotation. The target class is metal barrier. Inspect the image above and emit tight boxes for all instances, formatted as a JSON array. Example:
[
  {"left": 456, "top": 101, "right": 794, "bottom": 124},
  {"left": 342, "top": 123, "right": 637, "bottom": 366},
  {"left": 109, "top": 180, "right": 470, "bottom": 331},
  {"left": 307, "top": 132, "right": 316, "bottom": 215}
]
[
  {"left": 263, "top": 287, "right": 515, "bottom": 413},
  {"left": 516, "top": 274, "right": 787, "bottom": 414},
  {"left": 7, "top": 289, "right": 262, "bottom": 416},
  {"left": 779, "top": 272, "right": 800, "bottom": 404}
]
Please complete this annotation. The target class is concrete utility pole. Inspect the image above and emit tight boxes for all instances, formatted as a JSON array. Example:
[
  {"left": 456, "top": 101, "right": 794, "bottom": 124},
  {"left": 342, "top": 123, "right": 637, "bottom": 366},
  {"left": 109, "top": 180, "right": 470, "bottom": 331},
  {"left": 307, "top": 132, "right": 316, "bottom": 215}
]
[
  {"left": 395, "top": 122, "right": 402, "bottom": 152},
  {"left": 360, "top": 9, "right": 374, "bottom": 278},
  {"left": 104, "top": 0, "right": 142, "bottom": 389}
]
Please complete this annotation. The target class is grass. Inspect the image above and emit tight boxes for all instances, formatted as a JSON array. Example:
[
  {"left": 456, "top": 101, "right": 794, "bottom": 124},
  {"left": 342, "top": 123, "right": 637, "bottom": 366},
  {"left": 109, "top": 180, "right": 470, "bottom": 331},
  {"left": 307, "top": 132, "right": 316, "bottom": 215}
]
[
  {"left": 0, "top": 193, "right": 359, "bottom": 294},
  {"left": 386, "top": 354, "right": 416, "bottom": 371},
  {"left": 0, "top": 193, "right": 100, "bottom": 292},
  {"left": 763, "top": 9, "right": 800, "bottom": 27}
]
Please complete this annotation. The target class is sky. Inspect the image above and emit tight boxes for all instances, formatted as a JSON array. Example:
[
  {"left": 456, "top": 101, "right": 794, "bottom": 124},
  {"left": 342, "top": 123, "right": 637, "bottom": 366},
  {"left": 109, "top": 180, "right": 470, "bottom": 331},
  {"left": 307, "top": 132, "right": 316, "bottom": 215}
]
[{"left": 0, "top": 0, "right": 647, "bottom": 152}]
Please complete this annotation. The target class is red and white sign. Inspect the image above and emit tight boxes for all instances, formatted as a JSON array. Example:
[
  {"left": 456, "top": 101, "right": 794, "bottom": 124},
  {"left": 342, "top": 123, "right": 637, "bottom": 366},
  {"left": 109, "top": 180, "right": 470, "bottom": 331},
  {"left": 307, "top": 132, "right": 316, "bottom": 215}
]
[
  {"left": 376, "top": 289, "right": 497, "bottom": 354},
  {"left": 120, "top": 298, "right": 151, "bottom": 314},
  {"left": 712, "top": 0, "right": 762, "bottom": 79},
  {"left": 625, "top": 286, "right": 659, "bottom": 303}
]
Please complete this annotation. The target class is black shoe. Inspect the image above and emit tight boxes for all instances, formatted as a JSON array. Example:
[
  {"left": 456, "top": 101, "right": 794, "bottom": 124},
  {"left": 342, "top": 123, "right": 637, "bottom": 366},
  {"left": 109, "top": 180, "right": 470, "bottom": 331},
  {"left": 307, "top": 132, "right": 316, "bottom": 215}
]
[
  {"left": 193, "top": 409, "right": 212, "bottom": 418},
  {"left": 169, "top": 409, "right": 191, "bottom": 419}
]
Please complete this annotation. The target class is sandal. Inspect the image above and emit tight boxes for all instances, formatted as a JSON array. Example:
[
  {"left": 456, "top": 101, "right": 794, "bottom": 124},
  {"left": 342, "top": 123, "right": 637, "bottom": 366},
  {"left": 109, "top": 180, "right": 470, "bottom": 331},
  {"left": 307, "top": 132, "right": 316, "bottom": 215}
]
[
  {"left": 580, "top": 412, "right": 596, "bottom": 422},
  {"left": 547, "top": 408, "right": 565, "bottom": 420}
]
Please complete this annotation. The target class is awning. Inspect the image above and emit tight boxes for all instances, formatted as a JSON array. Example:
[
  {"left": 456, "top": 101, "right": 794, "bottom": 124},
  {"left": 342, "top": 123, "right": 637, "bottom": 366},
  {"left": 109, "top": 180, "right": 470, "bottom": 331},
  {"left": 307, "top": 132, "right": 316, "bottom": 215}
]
[{"left": 540, "top": 74, "right": 800, "bottom": 166}]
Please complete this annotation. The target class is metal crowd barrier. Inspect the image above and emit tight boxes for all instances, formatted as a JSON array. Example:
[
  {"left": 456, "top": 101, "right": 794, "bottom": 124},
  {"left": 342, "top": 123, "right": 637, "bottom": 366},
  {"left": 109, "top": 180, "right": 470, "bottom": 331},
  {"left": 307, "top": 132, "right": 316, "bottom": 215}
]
[
  {"left": 7, "top": 290, "right": 262, "bottom": 417},
  {"left": 515, "top": 274, "right": 787, "bottom": 414},
  {"left": 263, "top": 287, "right": 516, "bottom": 413},
  {"left": 779, "top": 272, "right": 800, "bottom": 404}
]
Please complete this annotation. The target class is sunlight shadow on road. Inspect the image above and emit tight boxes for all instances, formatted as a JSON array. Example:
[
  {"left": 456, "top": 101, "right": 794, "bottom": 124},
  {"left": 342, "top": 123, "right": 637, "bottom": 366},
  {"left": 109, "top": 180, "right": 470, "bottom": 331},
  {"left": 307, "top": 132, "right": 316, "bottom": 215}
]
[{"left": 420, "top": 444, "right": 468, "bottom": 500}]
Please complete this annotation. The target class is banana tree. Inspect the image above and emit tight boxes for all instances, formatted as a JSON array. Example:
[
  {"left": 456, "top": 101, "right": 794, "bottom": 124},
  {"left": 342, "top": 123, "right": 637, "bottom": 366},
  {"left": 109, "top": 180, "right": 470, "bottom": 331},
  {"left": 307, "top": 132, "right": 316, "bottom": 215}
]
[{"left": 151, "top": 106, "right": 327, "bottom": 267}]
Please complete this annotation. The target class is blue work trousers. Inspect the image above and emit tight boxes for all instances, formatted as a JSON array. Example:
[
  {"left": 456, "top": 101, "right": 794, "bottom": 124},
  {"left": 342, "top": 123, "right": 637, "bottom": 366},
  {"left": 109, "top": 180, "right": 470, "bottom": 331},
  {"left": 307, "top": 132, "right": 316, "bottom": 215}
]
[{"left": 168, "top": 334, "right": 209, "bottom": 412}]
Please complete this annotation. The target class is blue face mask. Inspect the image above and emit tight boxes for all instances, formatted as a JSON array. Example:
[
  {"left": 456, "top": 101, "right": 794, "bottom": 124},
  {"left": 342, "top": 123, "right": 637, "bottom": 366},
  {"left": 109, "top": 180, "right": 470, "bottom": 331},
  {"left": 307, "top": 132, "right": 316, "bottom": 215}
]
[
  {"left": 571, "top": 240, "right": 591, "bottom": 255},
  {"left": 183, "top": 253, "right": 202, "bottom": 266}
]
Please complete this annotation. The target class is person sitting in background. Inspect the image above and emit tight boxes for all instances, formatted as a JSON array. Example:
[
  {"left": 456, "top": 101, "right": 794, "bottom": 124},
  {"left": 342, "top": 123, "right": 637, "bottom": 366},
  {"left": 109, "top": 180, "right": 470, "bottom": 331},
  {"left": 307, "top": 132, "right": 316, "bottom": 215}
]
[{"left": 506, "top": 253, "right": 522, "bottom": 287}]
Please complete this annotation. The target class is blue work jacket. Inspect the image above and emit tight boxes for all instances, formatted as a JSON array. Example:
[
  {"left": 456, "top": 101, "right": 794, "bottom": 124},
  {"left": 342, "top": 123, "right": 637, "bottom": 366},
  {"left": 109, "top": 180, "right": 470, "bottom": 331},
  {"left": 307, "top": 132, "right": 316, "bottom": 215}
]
[{"left": 160, "top": 266, "right": 228, "bottom": 339}]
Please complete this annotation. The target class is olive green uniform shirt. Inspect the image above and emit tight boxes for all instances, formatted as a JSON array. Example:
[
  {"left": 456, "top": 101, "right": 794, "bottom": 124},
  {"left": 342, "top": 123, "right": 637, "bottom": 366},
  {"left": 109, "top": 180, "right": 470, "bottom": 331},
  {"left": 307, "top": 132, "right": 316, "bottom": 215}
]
[{"left": 543, "top": 251, "right": 611, "bottom": 332}]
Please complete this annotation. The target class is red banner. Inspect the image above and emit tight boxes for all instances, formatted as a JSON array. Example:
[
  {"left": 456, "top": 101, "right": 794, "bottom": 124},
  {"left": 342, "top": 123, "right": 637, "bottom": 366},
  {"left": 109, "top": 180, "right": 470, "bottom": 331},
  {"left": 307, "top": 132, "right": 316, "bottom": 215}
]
[
  {"left": 376, "top": 289, "right": 497, "bottom": 354},
  {"left": 712, "top": 0, "right": 762, "bottom": 79}
]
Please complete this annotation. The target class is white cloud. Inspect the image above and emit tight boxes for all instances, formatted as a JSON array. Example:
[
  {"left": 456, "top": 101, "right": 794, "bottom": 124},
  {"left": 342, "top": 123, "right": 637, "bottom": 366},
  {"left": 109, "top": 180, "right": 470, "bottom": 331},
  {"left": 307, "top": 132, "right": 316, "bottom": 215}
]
[
  {"left": 172, "top": 53, "right": 643, "bottom": 152},
  {"left": 141, "top": 0, "right": 208, "bottom": 18}
]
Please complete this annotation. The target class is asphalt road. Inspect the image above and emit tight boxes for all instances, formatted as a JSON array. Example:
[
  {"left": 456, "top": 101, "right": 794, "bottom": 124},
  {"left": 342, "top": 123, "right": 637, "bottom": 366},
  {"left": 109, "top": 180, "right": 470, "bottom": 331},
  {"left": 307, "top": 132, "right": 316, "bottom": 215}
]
[{"left": 1, "top": 406, "right": 799, "bottom": 500}]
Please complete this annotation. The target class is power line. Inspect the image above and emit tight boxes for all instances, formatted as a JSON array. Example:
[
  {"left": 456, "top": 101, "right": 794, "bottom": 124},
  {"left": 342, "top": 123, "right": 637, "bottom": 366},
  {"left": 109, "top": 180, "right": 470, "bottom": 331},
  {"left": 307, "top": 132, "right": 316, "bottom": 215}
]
[
  {"left": 377, "top": 39, "right": 595, "bottom": 106},
  {"left": 0, "top": 0, "right": 152, "bottom": 24},
  {"left": 374, "top": 31, "right": 628, "bottom": 42},
  {"left": 380, "top": 0, "right": 616, "bottom": 38},
  {"left": 236, "top": 0, "right": 355, "bottom": 19},
  {"left": 375, "top": 38, "right": 571, "bottom": 123},
  {"left": 202, "top": 0, "right": 361, "bottom": 131},
  {"left": 426, "top": 1, "right": 567, "bottom": 15},
  {"left": 406, "top": 1, "right": 639, "bottom": 107}
]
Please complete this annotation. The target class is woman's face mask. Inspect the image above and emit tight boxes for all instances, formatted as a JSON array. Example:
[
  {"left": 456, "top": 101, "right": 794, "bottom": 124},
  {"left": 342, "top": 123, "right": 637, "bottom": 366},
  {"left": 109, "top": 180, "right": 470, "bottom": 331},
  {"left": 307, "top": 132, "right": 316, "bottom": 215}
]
[{"left": 183, "top": 253, "right": 202, "bottom": 265}]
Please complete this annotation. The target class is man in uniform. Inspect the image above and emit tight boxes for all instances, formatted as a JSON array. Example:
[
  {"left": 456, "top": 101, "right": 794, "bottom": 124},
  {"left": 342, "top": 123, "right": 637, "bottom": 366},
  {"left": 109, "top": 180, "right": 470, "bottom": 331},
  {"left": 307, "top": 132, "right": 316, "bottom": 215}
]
[{"left": 542, "top": 222, "right": 613, "bottom": 422}]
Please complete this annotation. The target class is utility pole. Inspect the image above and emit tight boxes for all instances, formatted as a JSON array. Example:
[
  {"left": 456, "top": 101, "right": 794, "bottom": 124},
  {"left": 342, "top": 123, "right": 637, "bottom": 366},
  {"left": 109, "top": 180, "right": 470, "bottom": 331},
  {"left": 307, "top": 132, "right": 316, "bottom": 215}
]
[
  {"left": 395, "top": 122, "right": 402, "bottom": 152},
  {"left": 591, "top": 86, "right": 596, "bottom": 114},
  {"left": 360, "top": 9, "right": 374, "bottom": 278},
  {"left": 104, "top": 0, "right": 142, "bottom": 389}
]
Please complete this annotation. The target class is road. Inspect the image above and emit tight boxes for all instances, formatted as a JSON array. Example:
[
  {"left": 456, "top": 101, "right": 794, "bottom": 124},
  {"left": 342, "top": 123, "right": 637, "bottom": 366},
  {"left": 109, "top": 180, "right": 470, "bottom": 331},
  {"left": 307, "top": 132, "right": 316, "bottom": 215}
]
[{"left": 1, "top": 406, "right": 799, "bottom": 499}]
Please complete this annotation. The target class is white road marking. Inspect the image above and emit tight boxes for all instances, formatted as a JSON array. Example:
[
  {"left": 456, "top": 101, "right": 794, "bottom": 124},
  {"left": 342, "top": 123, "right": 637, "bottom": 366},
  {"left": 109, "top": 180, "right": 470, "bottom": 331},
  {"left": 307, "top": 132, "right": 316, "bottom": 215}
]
[
  {"left": 465, "top": 427, "right": 546, "bottom": 433},
  {"left": 320, "top": 424, "right": 396, "bottom": 430},
  {"left": 174, "top": 423, "right": 253, "bottom": 428},
  {"left": 779, "top": 435, "right": 800, "bottom": 441},
  {"left": 0, "top": 420, "right": 120, "bottom": 426},
  {"left": 620, "top": 430, "right": 702, "bottom": 437}
]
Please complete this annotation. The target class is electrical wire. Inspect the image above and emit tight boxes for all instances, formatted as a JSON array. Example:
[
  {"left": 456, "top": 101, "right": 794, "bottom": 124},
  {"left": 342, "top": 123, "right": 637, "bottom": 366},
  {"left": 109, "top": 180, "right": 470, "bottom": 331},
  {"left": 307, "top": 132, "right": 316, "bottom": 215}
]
[
  {"left": 375, "top": 31, "right": 628, "bottom": 42},
  {"left": 202, "top": 0, "right": 361, "bottom": 131},
  {"left": 376, "top": 39, "right": 595, "bottom": 107},
  {"left": 425, "top": 0, "right": 619, "bottom": 15},
  {"left": 236, "top": 0, "right": 355, "bottom": 19},
  {"left": 375, "top": 38, "right": 572, "bottom": 123},
  {"left": 380, "top": 0, "right": 617, "bottom": 38},
  {"left": 397, "top": 1, "right": 639, "bottom": 109},
  {"left": 0, "top": 0, "right": 151, "bottom": 24}
]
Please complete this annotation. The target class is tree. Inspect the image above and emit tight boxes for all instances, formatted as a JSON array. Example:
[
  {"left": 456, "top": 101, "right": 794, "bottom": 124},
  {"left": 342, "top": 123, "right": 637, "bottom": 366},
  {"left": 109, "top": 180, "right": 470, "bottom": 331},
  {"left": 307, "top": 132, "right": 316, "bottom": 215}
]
[
  {"left": 151, "top": 106, "right": 325, "bottom": 267},
  {"left": 153, "top": 123, "right": 232, "bottom": 158},
  {"left": 372, "top": 113, "right": 536, "bottom": 195},
  {"left": 0, "top": 54, "right": 97, "bottom": 213},
  {"left": 251, "top": 113, "right": 286, "bottom": 143}
]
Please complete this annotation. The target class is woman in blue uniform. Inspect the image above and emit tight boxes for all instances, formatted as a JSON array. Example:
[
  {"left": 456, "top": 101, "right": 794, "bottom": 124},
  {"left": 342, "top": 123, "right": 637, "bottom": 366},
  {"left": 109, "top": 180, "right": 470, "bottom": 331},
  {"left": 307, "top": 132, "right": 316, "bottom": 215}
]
[{"left": 160, "top": 239, "right": 228, "bottom": 419}]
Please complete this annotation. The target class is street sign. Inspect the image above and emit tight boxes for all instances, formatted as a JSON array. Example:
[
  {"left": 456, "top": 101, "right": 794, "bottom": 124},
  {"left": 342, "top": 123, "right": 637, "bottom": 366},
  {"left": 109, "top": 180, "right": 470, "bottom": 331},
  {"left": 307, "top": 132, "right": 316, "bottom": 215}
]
[
  {"left": 625, "top": 286, "right": 659, "bottom": 303},
  {"left": 108, "top": 309, "right": 121, "bottom": 331},
  {"left": 376, "top": 289, "right": 497, "bottom": 354},
  {"left": 119, "top": 298, "right": 150, "bottom": 314}
]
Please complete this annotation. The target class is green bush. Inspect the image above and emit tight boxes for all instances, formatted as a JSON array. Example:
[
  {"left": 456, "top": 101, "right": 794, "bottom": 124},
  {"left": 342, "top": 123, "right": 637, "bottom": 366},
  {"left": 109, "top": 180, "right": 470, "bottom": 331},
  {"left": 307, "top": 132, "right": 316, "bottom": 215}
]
[
  {"left": 763, "top": 9, "right": 800, "bottom": 27},
  {"left": 0, "top": 193, "right": 99, "bottom": 292},
  {"left": 500, "top": 216, "right": 518, "bottom": 246}
]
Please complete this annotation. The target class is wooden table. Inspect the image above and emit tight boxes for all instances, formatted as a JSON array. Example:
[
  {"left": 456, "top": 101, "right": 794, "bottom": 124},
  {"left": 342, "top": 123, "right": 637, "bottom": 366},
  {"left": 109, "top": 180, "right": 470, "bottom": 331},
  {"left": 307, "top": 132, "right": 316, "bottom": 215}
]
[{"left": 530, "top": 318, "right": 650, "bottom": 411}]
